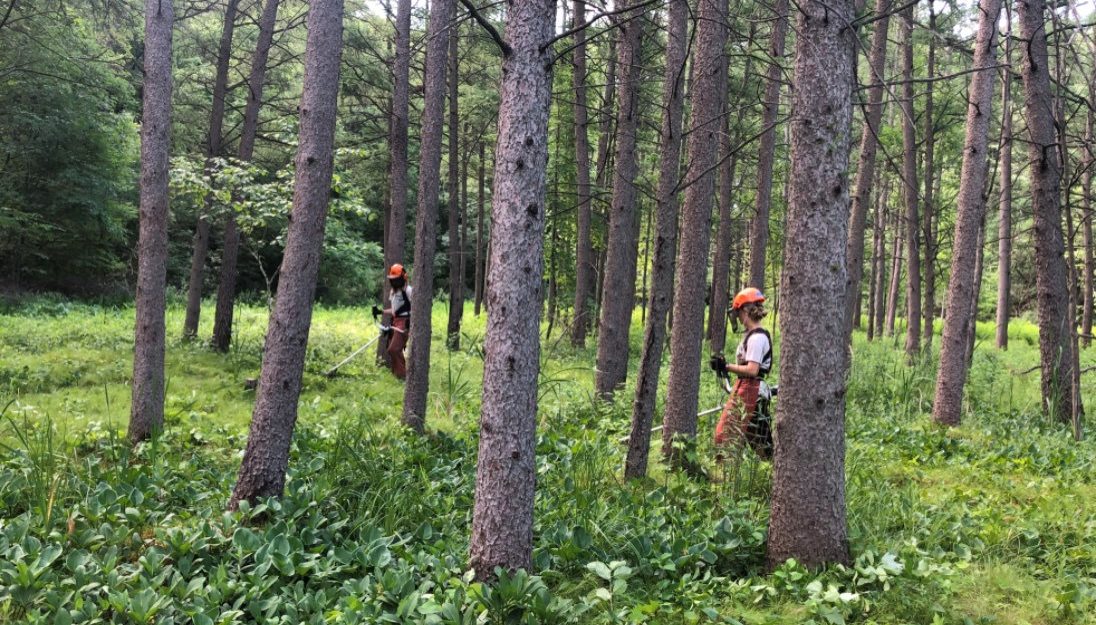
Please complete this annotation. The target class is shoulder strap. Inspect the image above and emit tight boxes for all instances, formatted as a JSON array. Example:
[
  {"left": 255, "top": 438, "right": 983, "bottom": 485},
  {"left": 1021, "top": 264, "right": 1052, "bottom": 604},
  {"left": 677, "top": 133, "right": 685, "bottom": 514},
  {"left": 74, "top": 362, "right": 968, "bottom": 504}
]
[{"left": 743, "top": 327, "right": 772, "bottom": 377}]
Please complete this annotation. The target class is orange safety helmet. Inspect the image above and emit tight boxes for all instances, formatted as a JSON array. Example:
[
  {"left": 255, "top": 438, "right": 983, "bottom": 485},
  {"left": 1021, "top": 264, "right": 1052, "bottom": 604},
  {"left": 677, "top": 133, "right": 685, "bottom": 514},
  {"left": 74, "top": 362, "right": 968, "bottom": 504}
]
[
  {"left": 731, "top": 287, "right": 766, "bottom": 311},
  {"left": 387, "top": 263, "right": 407, "bottom": 279}
]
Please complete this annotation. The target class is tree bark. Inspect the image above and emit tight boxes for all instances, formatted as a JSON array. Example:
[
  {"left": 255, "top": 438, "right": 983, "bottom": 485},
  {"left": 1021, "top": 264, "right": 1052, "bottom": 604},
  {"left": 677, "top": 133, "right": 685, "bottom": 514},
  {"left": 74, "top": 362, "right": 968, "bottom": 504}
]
[
  {"left": 885, "top": 203, "right": 903, "bottom": 337},
  {"left": 995, "top": 8, "right": 1013, "bottom": 350},
  {"left": 212, "top": 0, "right": 281, "bottom": 352},
  {"left": 571, "top": 0, "right": 595, "bottom": 346},
  {"left": 660, "top": 0, "right": 729, "bottom": 459},
  {"left": 402, "top": 0, "right": 455, "bottom": 432},
  {"left": 1083, "top": 109, "right": 1094, "bottom": 347},
  {"left": 623, "top": 0, "right": 687, "bottom": 480},
  {"left": 708, "top": 122, "right": 737, "bottom": 353},
  {"left": 183, "top": 0, "right": 238, "bottom": 340},
  {"left": 378, "top": 0, "right": 413, "bottom": 361},
  {"left": 1016, "top": 0, "right": 1079, "bottom": 422},
  {"left": 594, "top": 0, "right": 646, "bottom": 398},
  {"left": 871, "top": 175, "right": 890, "bottom": 340},
  {"left": 900, "top": 3, "right": 921, "bottom": 358},
  {"left": 931, "top": 0, "right": 1001, "bottom": 427},
  {"left": 446, "top": 25, "right": 462, "bottom": 349},
  {"left": 921, "top": 3, "right": 937, "bottom": 348},
  {"left": 842, "top": 0, "right": 891, "bottom": 343},
  {"left": 474, "top": 140, "right": 487, "bottom": 315},
  {"left": 767, "top": 0, "right": 854, "bottom": 570},
  {"left": 228, "top": 0, "right": 343, "bottom": 506},
  {"left": 129, "top": 0, "right": 174, "bottom": 443},
  {"left": 747, "top": 0, "right": 789, "bottom": 290},
  {"left": 468, "top": 0, "right": 554, "bottom": 579}
]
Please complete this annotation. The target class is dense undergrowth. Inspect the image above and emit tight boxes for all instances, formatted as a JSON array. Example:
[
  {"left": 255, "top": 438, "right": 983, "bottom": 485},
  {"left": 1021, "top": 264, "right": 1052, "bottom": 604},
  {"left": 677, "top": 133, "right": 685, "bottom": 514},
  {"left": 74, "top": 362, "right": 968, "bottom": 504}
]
[{"left": 0, "top": 297, "right": 1094, "bottom": 624}]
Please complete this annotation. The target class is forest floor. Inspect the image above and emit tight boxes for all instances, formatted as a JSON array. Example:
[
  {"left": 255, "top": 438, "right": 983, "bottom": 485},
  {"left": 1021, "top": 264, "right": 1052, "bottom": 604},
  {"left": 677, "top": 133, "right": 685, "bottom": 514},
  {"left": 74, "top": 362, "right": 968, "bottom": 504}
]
[{"left": 1, "top": 296, "right": 1095, "bottom": 625}]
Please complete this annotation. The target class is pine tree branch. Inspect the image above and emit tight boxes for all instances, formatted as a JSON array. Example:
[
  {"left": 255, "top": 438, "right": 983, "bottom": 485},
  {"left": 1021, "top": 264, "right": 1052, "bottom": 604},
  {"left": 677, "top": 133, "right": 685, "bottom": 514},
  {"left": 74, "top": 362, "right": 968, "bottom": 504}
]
[{"left": 458, "top": 0, "right": 510, "bottom": 57}]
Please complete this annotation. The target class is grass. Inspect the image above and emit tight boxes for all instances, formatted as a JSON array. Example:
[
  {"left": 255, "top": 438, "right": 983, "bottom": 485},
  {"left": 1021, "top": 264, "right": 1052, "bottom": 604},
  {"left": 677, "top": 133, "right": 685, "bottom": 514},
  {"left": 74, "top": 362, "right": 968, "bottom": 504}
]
[{"left": 0, "top": 296, "right": 1094, "bottom": 624}]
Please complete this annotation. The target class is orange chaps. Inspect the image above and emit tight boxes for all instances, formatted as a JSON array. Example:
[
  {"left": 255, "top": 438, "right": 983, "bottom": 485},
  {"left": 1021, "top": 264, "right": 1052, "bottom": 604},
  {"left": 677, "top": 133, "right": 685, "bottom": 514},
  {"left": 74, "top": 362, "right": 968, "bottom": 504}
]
[
  {"left": 714, "top": 377, "right": 772, "bottom": 458},
  {"left": 387, "top": 317, "right": 409, "bottom": 379}
]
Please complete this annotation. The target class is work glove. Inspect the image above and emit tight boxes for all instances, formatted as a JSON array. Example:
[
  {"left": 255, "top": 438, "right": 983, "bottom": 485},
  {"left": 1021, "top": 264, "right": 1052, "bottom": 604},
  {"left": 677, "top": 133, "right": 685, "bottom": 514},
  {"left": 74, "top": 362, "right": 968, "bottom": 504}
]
[
  {"left": 371, "top": 305, "right": 382, "bottom": 318},
  {"left": 709, "top": 354, "right": 727, "bottom": 373}
]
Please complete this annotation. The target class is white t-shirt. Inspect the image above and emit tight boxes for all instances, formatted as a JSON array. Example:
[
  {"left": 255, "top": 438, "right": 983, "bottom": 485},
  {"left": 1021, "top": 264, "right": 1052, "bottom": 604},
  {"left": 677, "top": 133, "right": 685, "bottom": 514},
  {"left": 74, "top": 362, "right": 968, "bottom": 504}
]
[
  {"left": 735, "top": 329, "right": 771, "bottom": 374},
  {"left": 391, "top": 285, "right": 413, "bottom": 317}
]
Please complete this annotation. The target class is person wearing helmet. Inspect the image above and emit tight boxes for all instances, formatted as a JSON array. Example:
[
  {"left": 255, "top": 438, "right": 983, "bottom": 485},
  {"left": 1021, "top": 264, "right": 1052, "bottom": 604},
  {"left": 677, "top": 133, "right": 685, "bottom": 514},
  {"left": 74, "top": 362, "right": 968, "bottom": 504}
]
[
  {"left": 709, "top": 287, "right": 774, "bottom": 459},
  {"left": 377, "top": 264, "right": 412, "bottom": 379}
]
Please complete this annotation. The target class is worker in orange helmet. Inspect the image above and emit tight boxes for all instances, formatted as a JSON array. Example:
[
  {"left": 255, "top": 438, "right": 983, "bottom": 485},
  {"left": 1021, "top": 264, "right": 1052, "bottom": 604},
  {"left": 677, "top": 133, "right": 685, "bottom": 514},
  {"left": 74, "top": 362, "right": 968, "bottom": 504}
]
[
  {"left": 709, "top": 287, "right": 774, "bottom": 459},
  {"left": 373, "top": 264, "right": 412, "bottom": 379}
]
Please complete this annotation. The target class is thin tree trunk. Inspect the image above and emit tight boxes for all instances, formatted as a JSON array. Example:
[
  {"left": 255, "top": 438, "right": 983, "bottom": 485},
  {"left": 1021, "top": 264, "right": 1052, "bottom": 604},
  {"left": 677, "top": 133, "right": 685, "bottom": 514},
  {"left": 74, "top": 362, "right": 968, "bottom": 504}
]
[
  {"left": 446, "top": 25, "right": 462, "bottom": 349},
  {"left": 183, "top": 0, "right": 238, "bottom": 339},
  {"left": 474, "top": 140, "right": 486, "bottom": 315},
  {"left": 624, "top": 0, "right": 687, "bottom": 480},
  {"left": 885, "top": 207, "right": 903, "bottom": 337},
  {"left": 378, "top": 0, "right": 413, "bottom": 361},
  {"left": 708, "top": 126, "right": 737, "bottom": 353},
  {"left": 747, "top": 0, "right": 789, "bottom": 290},
  {"left": 766, "top": 0, "right": 854, "bottom": 570},
  {"left": 468, "top": 0, "right": 554, "bottom": 579},
  {"left": 931, "top": 0, "right": 1001, "bottom": 427},
  {"left": 843, "top": 0, "right": 891, "bottom": 343},
  {"left": 870, "top": 175, "right": 890, "bottom": 340},
  {"left": 594, "top": 32, "right": 617, "bottom": 191},
  {"left": 1083, "top": 109, "right": 1094, "bottom": 346},
  {"left": 921, "top": 3, "right": 937, "bottom": 348},
  {"left": 660, "top": 0, "right": 729, "bottom": 460},
  {"left": 967, "top": 208, "right": 988, "bottom": 368},
  {"left": 402, "top": 0, "right": 455, "bottom": 432},
  {"left": 1016, "top": 0, "right": 1079, "bottom": 422},
  {"left": 900, "top": 3, "right": 921, "bottom": 358},
  {"left": 594, "top": 0, "right": 646, "bottom": 397},
  {"left": 571, "top": 0, "right": 595, "bottom": 346},
  {"left": 228, "top": 0, "right": 343, "bottom": 506},
  {"left": 212, "top": 0, "right": 281, "bottom": 352},
  {"left": 129, "top": 0, "right": 174, "bottom": 443},
  {"left": 995, "top": 6, "right": 1013, "bottom": 350}
]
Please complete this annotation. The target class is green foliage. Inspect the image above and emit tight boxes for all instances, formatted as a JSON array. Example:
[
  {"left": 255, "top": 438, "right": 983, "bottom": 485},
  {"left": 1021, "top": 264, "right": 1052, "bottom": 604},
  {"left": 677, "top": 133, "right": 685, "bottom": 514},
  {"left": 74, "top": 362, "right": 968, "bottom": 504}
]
[
  {"left": 1, "top": 303, "right": 1095, "bottom": 623},
  {"left": 0, "top": 6, "right": 137, "bottom": 291}
]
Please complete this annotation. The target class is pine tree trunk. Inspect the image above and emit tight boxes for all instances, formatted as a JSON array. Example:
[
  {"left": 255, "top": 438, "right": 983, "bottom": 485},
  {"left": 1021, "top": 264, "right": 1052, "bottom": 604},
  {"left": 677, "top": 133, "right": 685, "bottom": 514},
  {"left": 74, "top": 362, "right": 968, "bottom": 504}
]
[
  {"left": 900, "top": 4, "right": 922, "bottom": 358},
  {"left": 594, "top": 32, "right": 617, "bottom": 192},
  {"left": 747, "top": 0, "right": 788, "bottom": 290},
  {"left": 766, "top": 0, "right": 854, "bottom": 570},
  {"left": 474, "top": 140, "right": 487, "bottom": 316},
  {"left": 1083, "top": 110, "right": 1094, "bottom": 347},
  {"left": 843, "top": 0, "right": 891, "bottom": 343},
  {"left": 872, "top": 177, "right": 889, "bottom": 339},
  {"left": 931, "top": 0, "right": 1001, "bottom": 427},
  {"left": 995, "top": 9, "right": 1013, "bottom": 350},
  {"left": 966, "top": 209, "right": 988, "bottom": 368},
  {"left": 468, "top": 0, "right": 554, "bottom": 579},
  {"left": 183, "top": 0, "right": 238, "bottom": 340},
  {"left": 446, "top": 26, "right": 462, "bottom": 350},
  {"left": 228, "top": 0, "right": 343, "bottom": 506},
  {"left": 594, "top": 0, "right": 646, "bottom": 398},
  {"left": 1016, "top": 0, "right": 1079, "bottom": 422},
  {"left": 921, "top": 4, "right": 937, "bottom": 348},
  {"left": 624, "top": 0, "right": 687, "bottom": 480},
  {"left": 402, "top": 0, "right": 454, "bottom": 432},
  {"left": 885, "top": 207, "right": 903, "bottom": 337},
  {"left": 708, "top": 122, "right": 737, "bottom": 353},
  {"left": 660, "top": 0, "right": 729, "bottom": 459},
  {"left": 212, "top": 0, "right": 280, "bottom": 352},
  {"left": 571, "top": 0, "right": 595, "bottom": 346},
  {"left": 129, "top": 0, "right": 174, "bottom": 443},
  {"left": 378, "top": 0, "right": 413, "bottom": 361}
]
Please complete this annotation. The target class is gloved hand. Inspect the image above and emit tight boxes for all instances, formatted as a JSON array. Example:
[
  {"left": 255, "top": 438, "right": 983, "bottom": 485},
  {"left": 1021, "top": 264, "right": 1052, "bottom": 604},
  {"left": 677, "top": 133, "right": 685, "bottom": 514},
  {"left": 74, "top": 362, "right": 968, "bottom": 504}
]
[
  {"left": 709, "top": 354, "right": 727, "bottom": 373},
  {"left": 371, "top": 305, "right": 382, "bottom": 318}
]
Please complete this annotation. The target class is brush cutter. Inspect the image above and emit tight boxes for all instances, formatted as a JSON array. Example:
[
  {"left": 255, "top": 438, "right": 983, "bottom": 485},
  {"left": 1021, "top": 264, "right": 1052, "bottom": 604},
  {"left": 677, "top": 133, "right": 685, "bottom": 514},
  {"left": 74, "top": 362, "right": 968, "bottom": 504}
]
[{"left": 324, "top": 307, "right": 405, "bottom": 378}]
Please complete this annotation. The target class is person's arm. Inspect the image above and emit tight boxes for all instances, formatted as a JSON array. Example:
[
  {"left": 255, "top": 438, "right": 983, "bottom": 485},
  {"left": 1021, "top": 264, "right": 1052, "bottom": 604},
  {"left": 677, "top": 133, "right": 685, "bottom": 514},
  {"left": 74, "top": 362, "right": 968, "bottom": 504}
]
[{"left": 727, "top": 360, "right": 760, "bottom": 378}]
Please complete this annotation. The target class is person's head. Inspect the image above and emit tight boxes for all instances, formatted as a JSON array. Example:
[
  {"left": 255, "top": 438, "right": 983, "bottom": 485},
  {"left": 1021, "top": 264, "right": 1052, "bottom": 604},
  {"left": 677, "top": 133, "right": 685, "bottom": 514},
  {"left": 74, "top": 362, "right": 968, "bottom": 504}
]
[
  {"left": 729, "top": 287, "right": 767, "bottom": 327},
  {"left": 388, "top": 263, "right": 407, "bottom": 289}
]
